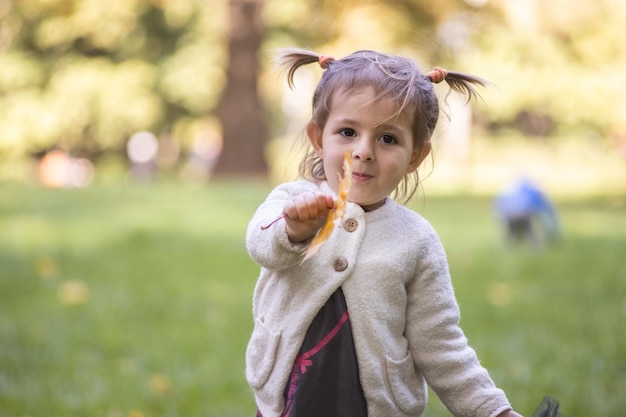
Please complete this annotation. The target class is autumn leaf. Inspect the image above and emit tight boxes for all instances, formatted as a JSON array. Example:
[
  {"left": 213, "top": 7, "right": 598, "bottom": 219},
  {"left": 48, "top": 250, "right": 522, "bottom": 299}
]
[
  {"left": 149, "top": 373, "right": 172, "bottom": 395},
  {"left": 57, "top": 280, "right": 90, "bottom": 306},
  {"left": 302, "top": 151, "right": 352, "bottom": 262}
]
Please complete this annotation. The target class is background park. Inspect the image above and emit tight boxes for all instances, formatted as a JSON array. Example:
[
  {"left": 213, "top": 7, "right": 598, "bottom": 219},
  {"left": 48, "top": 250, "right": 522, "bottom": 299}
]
[{"left": 1, "top": 0, "right": 625, "bottom": 416}]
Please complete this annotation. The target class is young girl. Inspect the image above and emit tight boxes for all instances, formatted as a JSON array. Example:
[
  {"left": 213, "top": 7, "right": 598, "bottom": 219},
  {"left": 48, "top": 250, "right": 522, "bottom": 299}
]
[{"left": 245, "top": 48, "right": 523, "bottom": 417}]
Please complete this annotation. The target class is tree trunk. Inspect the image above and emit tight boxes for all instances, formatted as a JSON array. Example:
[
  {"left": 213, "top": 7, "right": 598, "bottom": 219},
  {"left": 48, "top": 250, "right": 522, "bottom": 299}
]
[{"left": 213, "top": 0, "right": 268, "bottom": 178}]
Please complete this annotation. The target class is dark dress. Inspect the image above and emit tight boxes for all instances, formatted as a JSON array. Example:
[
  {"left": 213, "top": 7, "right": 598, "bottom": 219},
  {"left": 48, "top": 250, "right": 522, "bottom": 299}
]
[{"left": 256, "top": 288, "right": 368, "bottom": 417}]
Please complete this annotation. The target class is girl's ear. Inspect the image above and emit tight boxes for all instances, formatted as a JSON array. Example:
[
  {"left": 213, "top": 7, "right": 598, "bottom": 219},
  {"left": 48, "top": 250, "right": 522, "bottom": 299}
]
[
  {"left": 407, "top": 140, "right": 431, "bottom": 173},
  {"left": 306, "top": 121, "right": 324, "bottom": 158}
]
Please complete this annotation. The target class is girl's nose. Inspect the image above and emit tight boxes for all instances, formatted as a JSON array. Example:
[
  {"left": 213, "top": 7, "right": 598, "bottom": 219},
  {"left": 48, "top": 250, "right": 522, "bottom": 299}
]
[{"left": 352, "top": 139, "right": 375, "bottom": 161}]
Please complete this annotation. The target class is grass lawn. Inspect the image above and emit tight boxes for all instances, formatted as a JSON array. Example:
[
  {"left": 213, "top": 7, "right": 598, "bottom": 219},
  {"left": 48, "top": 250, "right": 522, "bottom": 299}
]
[{"left": 0, "top": 180, "right": 624, "bottom": 417}]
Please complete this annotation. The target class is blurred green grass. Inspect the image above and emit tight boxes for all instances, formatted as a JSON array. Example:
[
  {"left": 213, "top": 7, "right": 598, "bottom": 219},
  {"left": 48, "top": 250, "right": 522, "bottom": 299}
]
[{"left": 1, "top": 181, "right": 625, "bottom": 417}]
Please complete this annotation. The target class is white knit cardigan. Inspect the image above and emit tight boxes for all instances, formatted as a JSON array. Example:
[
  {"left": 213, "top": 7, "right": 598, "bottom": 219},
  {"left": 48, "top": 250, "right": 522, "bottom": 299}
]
[{"left": 245, "top": 180, "right": 512, "bottom": 417}]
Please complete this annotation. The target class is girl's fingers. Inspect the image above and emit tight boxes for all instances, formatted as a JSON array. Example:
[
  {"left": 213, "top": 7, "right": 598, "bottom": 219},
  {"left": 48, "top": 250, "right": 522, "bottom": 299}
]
[
  {"left": 284, "top": 195, "right": 310, "bottom": 221},
  {"left": 308, "top": 192, "right": 335, "bottom": 219},
  {"left": 325, "top": 194, "right": 335, "bottom": 209},
  {"left": 284, "top": 193, "right": 334, "bottom": 221},
  {"left": 316, "top": 193, "right": 330, "bottom": 213},
  {"left": 298, "top": 194, "right": 317, "bottom": 220}
]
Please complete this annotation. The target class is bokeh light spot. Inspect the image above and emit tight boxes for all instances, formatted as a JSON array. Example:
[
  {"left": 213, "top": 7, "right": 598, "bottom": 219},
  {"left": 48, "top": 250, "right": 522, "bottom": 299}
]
[{"left": 127, "top": 131, "right": 159, "bottom": 164}]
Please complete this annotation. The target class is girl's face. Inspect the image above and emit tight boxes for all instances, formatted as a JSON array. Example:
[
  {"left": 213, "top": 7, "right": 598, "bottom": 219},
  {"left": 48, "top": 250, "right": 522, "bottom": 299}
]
[{"left": 307, "top": 87, "right": 431, "bottom": 210}]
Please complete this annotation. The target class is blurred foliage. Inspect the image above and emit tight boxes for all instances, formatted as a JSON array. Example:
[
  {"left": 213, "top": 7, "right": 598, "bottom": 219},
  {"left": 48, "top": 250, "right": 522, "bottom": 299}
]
[
  {"left": 0, "top": 0, "right": 226, "bottom": 160},
  {"left": 463, "top": 0, "right": 626, "bottom": 140},
  {"left": 0, "top": 0, "right": 625, "bottom": 171}
]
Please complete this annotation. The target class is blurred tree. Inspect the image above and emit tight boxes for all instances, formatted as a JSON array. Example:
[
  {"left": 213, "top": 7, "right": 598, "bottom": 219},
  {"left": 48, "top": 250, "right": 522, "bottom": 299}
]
[
  {"left": 0, "top": 0, "right": 225, "bottom": 162},
  {"left": 214, "top": 0, "right": 268, "bottom": 177},
  {"left": 461, "top": 0, "right": 626, "bottom": 143}
]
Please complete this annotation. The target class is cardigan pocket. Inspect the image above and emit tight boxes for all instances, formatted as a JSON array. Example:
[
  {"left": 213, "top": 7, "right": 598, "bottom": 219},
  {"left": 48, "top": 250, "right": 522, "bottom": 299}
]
[
  {"left": 246, "top": 317, "right": 281, "bottom": 389},
  {"left": 385, "top": 351, "right": 427, "bottom": 415}
]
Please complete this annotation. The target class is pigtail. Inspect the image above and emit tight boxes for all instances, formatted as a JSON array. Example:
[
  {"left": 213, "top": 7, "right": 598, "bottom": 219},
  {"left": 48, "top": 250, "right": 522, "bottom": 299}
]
[
  {"left": 444, "top": 71, "right": 492, "bottom": 103},
  {"left": 275, "top": 48, "right": 322, "bottom": 89},
  {"left": 274, "top": 48, "right": 329, "bottom": 182},
  {"left": 426, "top": 66, "right": 491, "bottom": 103}
]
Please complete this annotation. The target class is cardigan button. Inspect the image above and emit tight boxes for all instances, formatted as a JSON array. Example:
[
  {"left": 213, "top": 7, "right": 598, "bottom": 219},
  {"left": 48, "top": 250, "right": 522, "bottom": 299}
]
[
  {"left": 333, "top": 257, "right": 348, "bottom": 272},
  {"left": 343, "top": 218, "right": 358, "bottom": 232}
]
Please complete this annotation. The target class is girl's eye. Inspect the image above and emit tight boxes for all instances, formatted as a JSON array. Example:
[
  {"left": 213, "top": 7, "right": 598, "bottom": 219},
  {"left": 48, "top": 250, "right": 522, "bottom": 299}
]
[
  {"left": 339, "top": 128, "right": 356, "bottom": 137},
  {"left": 379, "top": 134, "right": 397, "bottom": 144}
]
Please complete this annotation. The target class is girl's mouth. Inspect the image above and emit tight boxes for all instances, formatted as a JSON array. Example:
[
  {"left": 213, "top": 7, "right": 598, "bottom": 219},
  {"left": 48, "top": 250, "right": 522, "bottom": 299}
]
[{"left": 352, "top": 172, "right": 373, "bottom": 181}]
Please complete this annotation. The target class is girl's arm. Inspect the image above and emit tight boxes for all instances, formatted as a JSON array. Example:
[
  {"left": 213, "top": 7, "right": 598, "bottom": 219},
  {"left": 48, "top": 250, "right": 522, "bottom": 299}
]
[{"left": 404, "top": 230, "right": 514, "bottom": 417}]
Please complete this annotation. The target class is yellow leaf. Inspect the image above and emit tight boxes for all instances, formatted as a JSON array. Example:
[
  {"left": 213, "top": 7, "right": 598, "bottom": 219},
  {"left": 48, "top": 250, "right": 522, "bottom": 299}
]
[
  {"left": 57, "top": 280, "right": 90, "bottom": 306},
  {"left": 149, "top": 373, "right": 172, "bottom": 395},
  {"left": 303, "top": 152, "right": 352, "bottom": 262},
  {"left": 35, "top": 254, "right": 59, "bottom": 280}
]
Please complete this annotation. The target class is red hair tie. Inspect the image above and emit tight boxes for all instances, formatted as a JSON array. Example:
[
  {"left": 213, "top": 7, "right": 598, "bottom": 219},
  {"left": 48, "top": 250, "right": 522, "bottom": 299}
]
[
  {"left": 427, "top": 67, "right": 447, "bottom": 83},
  {"left": 318, "top": 54, "right": 335, "bottom": 69}
]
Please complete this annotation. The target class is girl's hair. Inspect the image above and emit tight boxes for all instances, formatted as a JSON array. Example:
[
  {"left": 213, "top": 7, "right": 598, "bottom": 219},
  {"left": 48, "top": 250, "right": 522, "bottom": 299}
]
[{"left": 277, "top": 47, "right": 489, "bottom": 203}]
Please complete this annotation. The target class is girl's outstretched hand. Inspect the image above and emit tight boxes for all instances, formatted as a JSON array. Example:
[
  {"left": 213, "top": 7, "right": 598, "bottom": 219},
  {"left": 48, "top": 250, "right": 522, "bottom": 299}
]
[{"left": 283, "top": 192, "right": 335, "bottom": 243}]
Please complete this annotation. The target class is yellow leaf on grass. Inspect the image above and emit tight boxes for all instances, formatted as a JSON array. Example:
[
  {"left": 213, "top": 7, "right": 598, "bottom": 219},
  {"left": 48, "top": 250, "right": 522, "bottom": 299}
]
[
  {"left": 149, "top": 373, "right": 172, "bottom": 395},
  {"left": 35, "top": 254, "right": 59, "bottom": 280},
  {"left": 303, "top": 151, "right": 352, "bottom": 262},
  {"left": 57, "top": 280, "right": 90, "bottom": 306}
]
